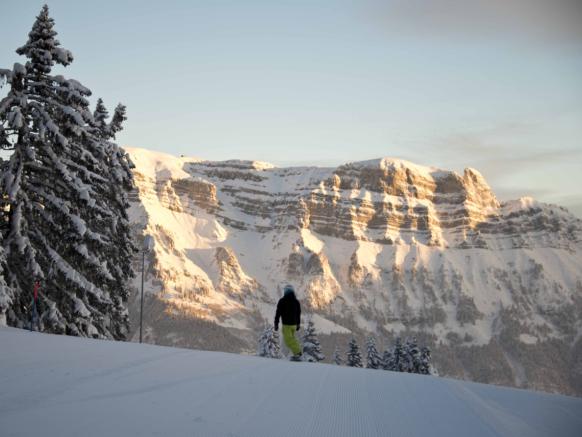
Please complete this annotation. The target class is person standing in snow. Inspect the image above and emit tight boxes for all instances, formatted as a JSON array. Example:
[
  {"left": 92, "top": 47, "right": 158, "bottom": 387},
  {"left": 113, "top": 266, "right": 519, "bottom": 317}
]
[{"left": 274, "top": 285, "right": 302, "bottom": 360}]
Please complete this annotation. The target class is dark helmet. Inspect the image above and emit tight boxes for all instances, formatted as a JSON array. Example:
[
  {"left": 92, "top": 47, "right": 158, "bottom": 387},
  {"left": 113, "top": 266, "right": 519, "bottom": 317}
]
[{"left": 283, "top": 284, "right": 295, "bottom": 296}]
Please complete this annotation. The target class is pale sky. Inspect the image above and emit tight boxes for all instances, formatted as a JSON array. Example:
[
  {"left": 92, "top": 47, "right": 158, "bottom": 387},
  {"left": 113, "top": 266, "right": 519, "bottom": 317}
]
[{"left": 1, "top": 1, "right": 581, "bottom": 216}]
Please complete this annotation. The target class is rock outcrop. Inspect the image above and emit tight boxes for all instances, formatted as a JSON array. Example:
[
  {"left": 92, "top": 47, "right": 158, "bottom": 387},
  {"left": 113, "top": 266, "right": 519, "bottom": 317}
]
[{"left": 125, "top": 147, "right": 582, "bottom": 396}]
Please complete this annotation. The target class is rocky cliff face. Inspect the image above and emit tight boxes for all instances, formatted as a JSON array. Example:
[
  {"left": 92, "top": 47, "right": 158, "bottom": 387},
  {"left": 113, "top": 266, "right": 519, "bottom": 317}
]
[{"left": 126, "top": 147, "right": 582, "bottom": 396}]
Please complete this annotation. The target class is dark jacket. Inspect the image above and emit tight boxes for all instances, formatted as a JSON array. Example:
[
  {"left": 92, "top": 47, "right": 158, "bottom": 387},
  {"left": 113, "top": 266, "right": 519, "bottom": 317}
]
[{"left": 274, "top": 292, "right": 301, "bottom": 328}]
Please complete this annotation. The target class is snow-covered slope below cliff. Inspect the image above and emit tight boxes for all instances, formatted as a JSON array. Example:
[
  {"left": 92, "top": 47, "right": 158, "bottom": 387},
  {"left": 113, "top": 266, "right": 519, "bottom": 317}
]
[
  {"left": 1, "top": 327, "right": 581, "bottom": 437},
  {"left": 124, "top": 147, "right": 582, "bottom": 396}
]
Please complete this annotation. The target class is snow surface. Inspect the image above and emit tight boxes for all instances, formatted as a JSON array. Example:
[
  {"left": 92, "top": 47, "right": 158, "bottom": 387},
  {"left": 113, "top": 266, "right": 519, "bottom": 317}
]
[
  {"left": 124, "top": 146, "right": 201, "bottom": 180},
  {"left": 1, "top": 327, "right": 581, "bottom": 437},
  {"left": 345, "top": 157, "right": 441, "bottom": 180}
]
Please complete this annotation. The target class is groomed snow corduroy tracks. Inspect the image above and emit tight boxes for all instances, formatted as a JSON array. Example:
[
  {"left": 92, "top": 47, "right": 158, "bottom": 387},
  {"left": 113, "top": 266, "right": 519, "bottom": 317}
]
[{"left": 1, "top": 327, "right": 581, "bottom": 437}]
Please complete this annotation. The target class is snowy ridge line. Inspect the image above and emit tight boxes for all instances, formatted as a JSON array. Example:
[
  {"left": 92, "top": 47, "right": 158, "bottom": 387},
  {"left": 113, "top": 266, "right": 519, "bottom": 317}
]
[
  {"left": 134, "top": 184, "right": 576, "bottom": 249},
  {"left": 134, "top": 177, "right": 575, "bottom": 237},
  {"left": 144, "top": 166, "right": 492, "bottom": 204}
]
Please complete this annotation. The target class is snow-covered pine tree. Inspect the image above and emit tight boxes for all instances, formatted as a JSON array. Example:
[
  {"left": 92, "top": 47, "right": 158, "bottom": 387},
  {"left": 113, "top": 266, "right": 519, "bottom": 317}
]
[
  {"left": 59, "top": 94, "right": 135, "bottom": 339},
  {"left": 404, "top": 337, "right": 421, "bottom": 373},
  {"left": 0, "top": 5, "right": 133, "bottom": 339},
  {"left": 0, "top": 5, "right": 78, "bottom": 333},
  {"left": 86, "top": 99, "right": 135, "bottom": 339},
  {"left": 0, "top": 165, "right": 13, "bottom": 326},
  {"left": 381, "top": 348, "right": 393, "bottom": 371},
  {"left": 301, "top": 319, "right": 325, "bottom": 362},
  {"left": 257, "top": 325, "right": 281, "bottom": 359},
  {"left": 346, "top": 338, "right": 363, "bottom": 368},
  {"left": 419, "top": 346, "right": 433, "bottom": 375},
  {"left": 390, "top": 337, "right": 405, "bottom": 372},
  {"left": 0, "top": 237, "right": 12, "bottom": 326},
  {"left": 332, "top": 346, "right": 343, "bottom": 365},
  {"left": 365, "top": 336, "right": 382, "bottom": 369},
  {"left": 93, "top": 98, "right": 109, "bottom": 131}
]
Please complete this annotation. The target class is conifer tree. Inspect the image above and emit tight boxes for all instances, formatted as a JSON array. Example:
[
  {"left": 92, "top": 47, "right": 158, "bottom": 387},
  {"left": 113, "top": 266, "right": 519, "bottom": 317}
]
[
  {"left": 405, "top": 337, "right": 421, "bottom": 373},
  {"left": 332, "top": 346, "right": 343, "bottom": 365},
  {"left": 301, "top": 319, "right": 325, "bottom": 362},
  {"left": 257, "top": 325, "right": 281, "bottom": 359},
  {"left": 0, "top": 5, "right": 134, "bottom": 338},
  {"left": 366, "top": 336, "right": 382, "bottom": 369},
  {"left": 93, "top": 98, "right": 109, "bottom": 131},
  {"left": 86, "top": 98, "right": 135, "bottom": 338},
  {"left": 1, "top": 5, "right": 81, "bottom": 333},
  {"left": 346, "top": 338, "right": 363, "bottom": 368},
  {"left": 0, "top": 175, "right": 11, "bottom": 323},
  {"left": 381, "top": 348, "right": 393, "bottom": 371},
  {"left": 390, "top": 337, "right": 405, "bottom": 372},
  {"left": 419, "top": 346, "right": 433, "bottom": 375},
  {"left": 0, "top": 239, "right": 12, "bottom": 326}
]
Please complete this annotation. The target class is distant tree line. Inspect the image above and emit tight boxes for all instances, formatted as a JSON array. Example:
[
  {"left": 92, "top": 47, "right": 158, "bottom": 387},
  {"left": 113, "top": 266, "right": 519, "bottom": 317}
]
[
  {"left": 257, "top": 318, "right": 435, "bottom": 375},
  {"left": 338, "top": 335, "right": 434, "bottom": 375},
  {"left": 257, "top": 318, "right": 325, "bottom": 362}
]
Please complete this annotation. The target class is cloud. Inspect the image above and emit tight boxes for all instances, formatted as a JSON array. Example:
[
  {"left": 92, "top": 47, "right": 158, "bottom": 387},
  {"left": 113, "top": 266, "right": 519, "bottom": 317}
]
[
  {"left": 368, "top": 0, "right": 582, "bottom": 47},
  {"left": 456, "top": 147, "right": 581, "bottom": 181},
  {"left": 408, "top": 123, "right": 582, "bottom": 216},
  {"left": 493, "top": 186, "right": 554, "bottom": 201},
  {"left": 563, "top": 202, "right": 582, "bottom": 218},
  {"left": 424, "top": 121, "right": 582, "bottom": 179},
  {"left": 541, "top": 194, "right": 582, "bottom": 218}
]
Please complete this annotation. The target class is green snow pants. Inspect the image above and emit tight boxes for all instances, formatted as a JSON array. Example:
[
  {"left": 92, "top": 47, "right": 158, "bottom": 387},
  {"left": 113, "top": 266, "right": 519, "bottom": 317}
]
[{"left": 282, "top": 324, "right": 302, "bottom": 355}]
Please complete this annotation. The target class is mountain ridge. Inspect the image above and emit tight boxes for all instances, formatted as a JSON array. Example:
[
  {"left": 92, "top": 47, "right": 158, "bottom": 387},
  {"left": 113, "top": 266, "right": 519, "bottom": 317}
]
[{"left": 124, "top": 146, "right": 582, "bottom": 396}]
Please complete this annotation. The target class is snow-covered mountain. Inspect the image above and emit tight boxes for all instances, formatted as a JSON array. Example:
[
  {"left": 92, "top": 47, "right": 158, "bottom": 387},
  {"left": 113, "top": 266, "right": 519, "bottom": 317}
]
[
  {"left": 125, "top": 147, "right": 582, "bottom": 396},
  {"left": 2, "top": 326, "right": 581, "bottom": 437}
]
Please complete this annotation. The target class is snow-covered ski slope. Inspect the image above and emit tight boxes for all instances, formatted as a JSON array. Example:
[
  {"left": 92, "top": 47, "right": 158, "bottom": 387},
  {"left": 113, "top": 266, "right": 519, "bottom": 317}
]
[{"left": 1, "top": 327, "right": 580, "bottom": 437}]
